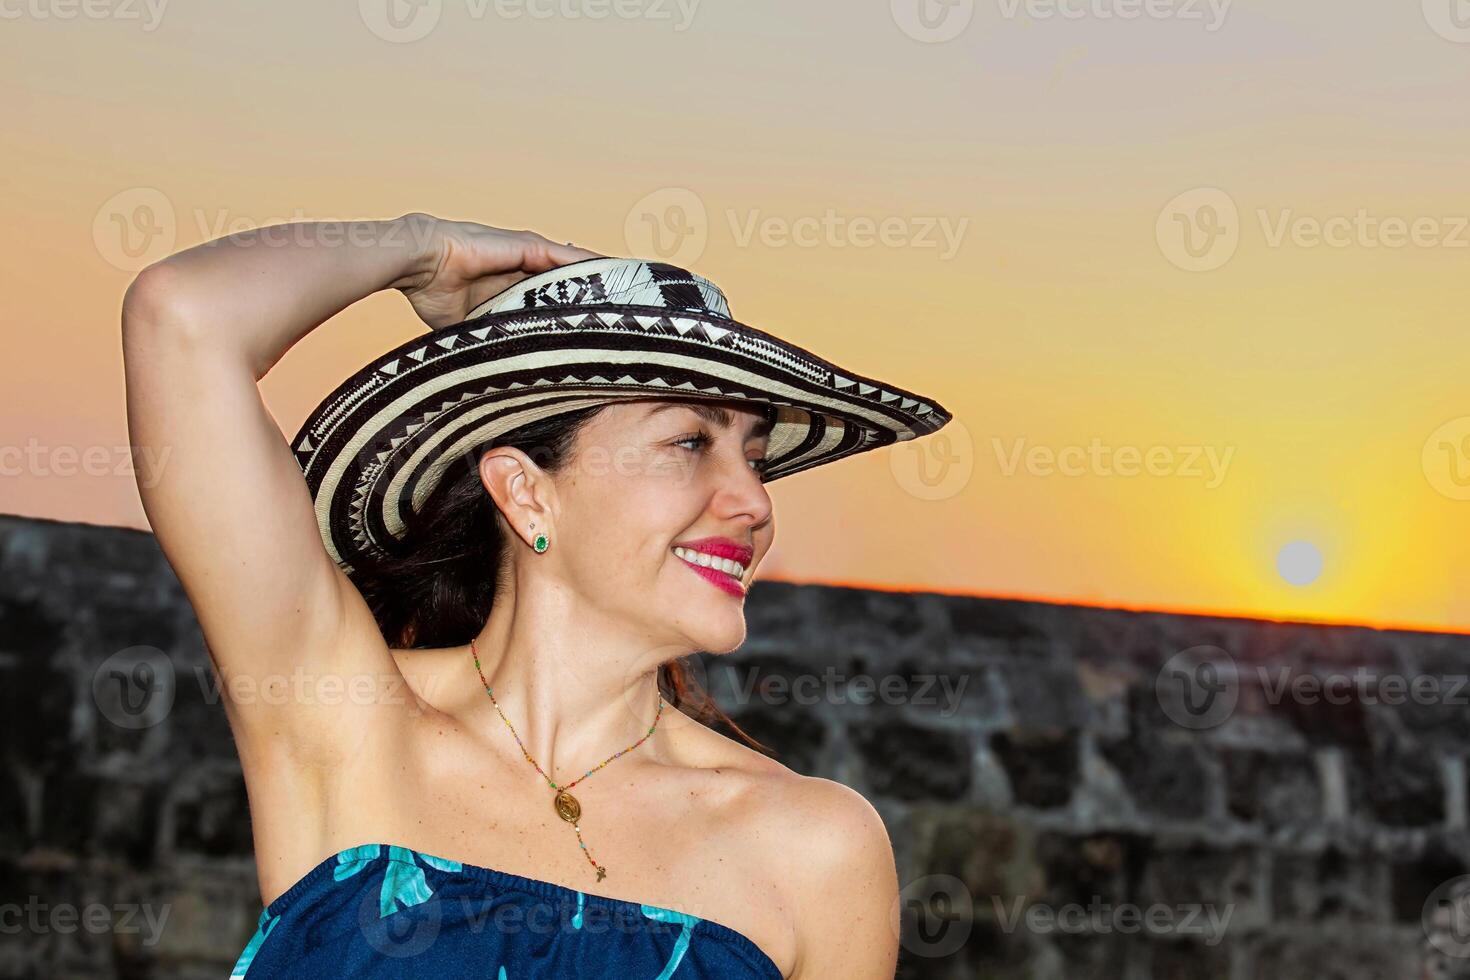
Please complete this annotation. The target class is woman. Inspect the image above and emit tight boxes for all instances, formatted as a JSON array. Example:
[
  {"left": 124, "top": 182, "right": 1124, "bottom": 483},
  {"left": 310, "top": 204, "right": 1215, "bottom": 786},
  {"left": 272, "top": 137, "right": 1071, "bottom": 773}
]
[{"left": 120, "top": 213, "right": 952, "bottom": 978}]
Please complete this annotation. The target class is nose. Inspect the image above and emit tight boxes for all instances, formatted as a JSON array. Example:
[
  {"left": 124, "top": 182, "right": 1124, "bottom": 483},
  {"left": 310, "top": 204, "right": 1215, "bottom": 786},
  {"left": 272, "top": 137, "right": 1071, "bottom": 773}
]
[{"left": 711, "top": 453, "right": 774, "bottom": 534}]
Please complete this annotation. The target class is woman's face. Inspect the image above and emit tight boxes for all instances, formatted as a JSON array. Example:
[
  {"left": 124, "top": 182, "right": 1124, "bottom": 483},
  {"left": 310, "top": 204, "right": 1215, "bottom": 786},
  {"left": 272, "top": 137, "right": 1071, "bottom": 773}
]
[{"left": 549, "top": 397, "right": 775, "bottom": 656}]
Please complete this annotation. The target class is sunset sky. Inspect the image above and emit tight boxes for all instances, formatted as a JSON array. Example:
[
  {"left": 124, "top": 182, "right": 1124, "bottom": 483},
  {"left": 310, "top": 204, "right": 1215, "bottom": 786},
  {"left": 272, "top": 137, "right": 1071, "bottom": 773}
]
[{"left": 4, "top": 0, "right": 1468, "bottom": 633}]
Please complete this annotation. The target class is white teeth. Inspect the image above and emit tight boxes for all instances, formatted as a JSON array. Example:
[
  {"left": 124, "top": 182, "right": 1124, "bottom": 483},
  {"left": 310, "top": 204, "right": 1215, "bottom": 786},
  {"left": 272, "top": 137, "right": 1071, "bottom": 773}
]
[{"left": 673, "top": 546, "right": 746, "bottom": 580}]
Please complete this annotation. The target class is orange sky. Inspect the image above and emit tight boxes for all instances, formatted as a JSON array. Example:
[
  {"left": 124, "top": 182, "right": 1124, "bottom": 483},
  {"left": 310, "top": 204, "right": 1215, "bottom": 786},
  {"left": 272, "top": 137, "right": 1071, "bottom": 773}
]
[{"left": 3, "top": 0, "right": 1468, "bottom": 633}]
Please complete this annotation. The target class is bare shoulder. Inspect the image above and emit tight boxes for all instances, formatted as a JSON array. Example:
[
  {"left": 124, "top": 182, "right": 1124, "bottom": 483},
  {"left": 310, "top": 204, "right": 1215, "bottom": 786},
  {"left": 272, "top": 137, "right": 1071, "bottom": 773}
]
[
  {"left": 678, "top": 723, "right": 900, "bottom": 979},
  {"left": 756, "top": 770, "right": 901, "bottom": 978}
]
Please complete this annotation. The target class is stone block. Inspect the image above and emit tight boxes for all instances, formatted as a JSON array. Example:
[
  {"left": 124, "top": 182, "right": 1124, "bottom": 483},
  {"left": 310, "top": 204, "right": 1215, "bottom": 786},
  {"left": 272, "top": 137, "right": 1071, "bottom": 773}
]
[
  {"left": 990, "top": 730, "right": 1078, "bottom": 809},
  {"left": 852, "top": 718, "right": 973, "bottom": 802}
]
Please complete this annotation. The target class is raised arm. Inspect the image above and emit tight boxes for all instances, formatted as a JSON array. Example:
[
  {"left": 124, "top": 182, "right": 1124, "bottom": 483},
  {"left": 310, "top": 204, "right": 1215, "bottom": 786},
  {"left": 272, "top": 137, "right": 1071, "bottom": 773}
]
[
  {"left": 120, "top": 212, "right": 597, "bottom": 759},
  {"left": 120, "top": 215, "right": 439, "bottom": 756}
]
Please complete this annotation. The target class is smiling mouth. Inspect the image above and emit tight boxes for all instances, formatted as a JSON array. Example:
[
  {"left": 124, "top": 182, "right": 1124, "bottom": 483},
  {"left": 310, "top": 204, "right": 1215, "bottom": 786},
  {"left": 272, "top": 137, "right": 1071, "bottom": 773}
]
[{"left": 672, "top": 546, "right": 748, "bottom": 583}]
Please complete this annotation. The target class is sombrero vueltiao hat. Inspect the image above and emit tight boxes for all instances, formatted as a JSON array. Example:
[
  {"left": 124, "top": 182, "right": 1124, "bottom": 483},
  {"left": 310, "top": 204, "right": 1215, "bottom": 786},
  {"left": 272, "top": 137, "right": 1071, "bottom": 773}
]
[{"left": 292, "top": 256, "right": 952, "bottom": 572}]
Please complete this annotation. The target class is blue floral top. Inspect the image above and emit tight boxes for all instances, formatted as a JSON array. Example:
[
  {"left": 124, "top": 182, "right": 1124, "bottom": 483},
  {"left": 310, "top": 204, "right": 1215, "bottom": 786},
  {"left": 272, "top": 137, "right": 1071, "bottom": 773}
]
[{"left": 229, "top": 843, "right": 784, "bottom": 978}]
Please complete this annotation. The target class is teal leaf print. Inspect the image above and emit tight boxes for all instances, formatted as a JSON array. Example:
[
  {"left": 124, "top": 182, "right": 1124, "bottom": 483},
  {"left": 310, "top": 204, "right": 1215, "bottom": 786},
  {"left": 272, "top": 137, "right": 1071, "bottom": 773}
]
[
  {"left": 332, "top": 845, "right": 464, "bottom": 920},
  {"left": 417, "top": 851, "right": 464, "bottom": 874},
  {"left": 641, "top": 904, "right": 699, "bottom": 980},
  {"left": 380, "top": 848, "right": 435, "bottom": 918},
  {"left": 229, "top": 907, "right": 280, "bottom": 978},
  {"left": 334, "top": 844, "right": 383, "bottom": 883}
]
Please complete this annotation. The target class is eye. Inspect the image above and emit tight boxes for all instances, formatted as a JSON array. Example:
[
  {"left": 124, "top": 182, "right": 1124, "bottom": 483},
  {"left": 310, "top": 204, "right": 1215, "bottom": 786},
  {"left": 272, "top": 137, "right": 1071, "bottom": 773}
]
[
  {"left": 673, "top": 431, "right": 711, "bottom": 452},
  {"left": 674, "top": 431, "right": 771, "bottom": 476}
]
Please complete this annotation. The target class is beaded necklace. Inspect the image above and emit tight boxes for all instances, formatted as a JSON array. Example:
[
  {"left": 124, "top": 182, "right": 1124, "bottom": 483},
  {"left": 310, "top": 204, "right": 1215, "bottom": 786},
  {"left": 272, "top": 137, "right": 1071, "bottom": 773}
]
[{"left": 470, "top": 637, "right": 665, "bottom": 882}]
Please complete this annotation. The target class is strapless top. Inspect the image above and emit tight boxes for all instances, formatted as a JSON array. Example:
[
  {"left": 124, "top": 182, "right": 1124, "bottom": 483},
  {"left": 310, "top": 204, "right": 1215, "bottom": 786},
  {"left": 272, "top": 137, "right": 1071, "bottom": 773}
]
[{"left": 229, "top": 843, "right": 784, "bottom": 978}]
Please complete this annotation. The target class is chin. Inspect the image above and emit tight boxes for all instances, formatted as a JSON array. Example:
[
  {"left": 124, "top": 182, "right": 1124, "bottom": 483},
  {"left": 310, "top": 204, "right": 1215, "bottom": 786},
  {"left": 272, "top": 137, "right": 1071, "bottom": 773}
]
[
  {"left": 680, "top": 605, "right": 748, "bottom": 656},
  {"left": 696, "top": 627, "right": 747, "bottom": 656}
]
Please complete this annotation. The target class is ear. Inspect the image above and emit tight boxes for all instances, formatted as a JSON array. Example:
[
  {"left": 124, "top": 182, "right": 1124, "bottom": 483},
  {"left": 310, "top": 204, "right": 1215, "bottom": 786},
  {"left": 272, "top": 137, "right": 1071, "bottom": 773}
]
[{"left": 478, "top": 447, "right": 556, "bottom": 549}]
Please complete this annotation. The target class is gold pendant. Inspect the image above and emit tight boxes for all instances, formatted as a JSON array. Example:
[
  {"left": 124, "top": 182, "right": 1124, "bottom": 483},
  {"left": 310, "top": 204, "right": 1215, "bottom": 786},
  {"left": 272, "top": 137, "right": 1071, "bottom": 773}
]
[{"left": 554, "top": 790, "right": 581, "bottom": 823}]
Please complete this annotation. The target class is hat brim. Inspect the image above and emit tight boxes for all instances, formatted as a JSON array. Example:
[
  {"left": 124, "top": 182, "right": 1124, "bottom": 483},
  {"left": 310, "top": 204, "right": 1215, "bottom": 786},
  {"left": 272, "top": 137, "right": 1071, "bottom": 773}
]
[{"left": 292, "top": 301, "right": 951, "bottom": 571}]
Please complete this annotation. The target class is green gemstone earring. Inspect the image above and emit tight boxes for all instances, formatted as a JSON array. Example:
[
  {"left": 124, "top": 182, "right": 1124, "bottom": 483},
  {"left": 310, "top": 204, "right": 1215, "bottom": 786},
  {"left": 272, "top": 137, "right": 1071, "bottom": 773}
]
[{"left": 530, "top": 522, "right": 549, "bottom": 554}]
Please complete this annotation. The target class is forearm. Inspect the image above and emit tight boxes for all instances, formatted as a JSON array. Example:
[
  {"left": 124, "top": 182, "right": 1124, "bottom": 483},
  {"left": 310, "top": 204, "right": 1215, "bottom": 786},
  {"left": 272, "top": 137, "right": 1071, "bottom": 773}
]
[{"left": 125, "top": 213, "right": 434, "bottom": 380}]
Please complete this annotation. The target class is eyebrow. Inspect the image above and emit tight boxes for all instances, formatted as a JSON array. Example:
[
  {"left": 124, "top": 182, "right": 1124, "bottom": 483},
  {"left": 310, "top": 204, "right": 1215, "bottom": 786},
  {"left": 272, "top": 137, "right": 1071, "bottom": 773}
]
[{"left": 645, "top": 401, "right": 774, "bottom": 439}]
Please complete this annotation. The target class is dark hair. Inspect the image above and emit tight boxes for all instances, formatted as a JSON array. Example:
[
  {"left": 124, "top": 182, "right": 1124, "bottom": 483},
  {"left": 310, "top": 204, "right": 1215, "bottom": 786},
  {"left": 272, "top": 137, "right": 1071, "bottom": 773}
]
[{"left": 347, "top": 402, "right": 772, "bottom": 755}]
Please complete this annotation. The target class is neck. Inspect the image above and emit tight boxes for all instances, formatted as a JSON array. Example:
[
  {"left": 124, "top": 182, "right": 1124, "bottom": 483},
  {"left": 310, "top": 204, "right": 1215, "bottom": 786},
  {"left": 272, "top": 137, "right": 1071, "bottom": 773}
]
[{"left": 461, "top": 572, "right": 680, "bottom": 790}]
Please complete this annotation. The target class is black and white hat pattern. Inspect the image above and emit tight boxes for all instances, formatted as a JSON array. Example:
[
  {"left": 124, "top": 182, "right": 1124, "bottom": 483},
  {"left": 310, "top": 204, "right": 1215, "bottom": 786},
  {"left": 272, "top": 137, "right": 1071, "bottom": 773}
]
[{"left": 292, "top": 256, "right": 952, "bottom": 571}]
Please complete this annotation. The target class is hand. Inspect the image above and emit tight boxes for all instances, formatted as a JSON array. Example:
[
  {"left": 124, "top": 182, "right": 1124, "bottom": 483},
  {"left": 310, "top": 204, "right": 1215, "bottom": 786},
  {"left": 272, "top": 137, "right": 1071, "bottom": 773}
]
[{"left": 390, "top": 212, "right": 605, "bottom": 330}]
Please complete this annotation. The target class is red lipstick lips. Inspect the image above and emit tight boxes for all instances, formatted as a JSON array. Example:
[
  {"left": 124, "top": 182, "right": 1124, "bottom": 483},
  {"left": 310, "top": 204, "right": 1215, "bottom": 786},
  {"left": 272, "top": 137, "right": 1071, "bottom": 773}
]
[
  {"left": 670, "top": 537, "right": 754, "bottom": 567},
  {"left": 671, "top": 537, "right": 752, "bottom": 598}
]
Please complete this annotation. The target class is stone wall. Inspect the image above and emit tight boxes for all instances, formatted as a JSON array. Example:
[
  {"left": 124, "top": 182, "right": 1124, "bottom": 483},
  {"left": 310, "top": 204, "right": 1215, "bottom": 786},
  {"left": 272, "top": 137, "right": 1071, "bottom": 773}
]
[{"left": 2, "top": 512, "right": 1468, "bottom": 979}]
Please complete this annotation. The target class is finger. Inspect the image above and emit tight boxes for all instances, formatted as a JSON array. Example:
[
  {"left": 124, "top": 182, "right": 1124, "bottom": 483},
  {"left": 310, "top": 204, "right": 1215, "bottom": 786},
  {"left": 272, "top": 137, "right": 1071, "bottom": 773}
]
[
  {"left": 462, "top": 270, "right": 530, "bottom": 315},
  {"left": 519, "top": 235, "right": 605, "bottom": 272}
]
